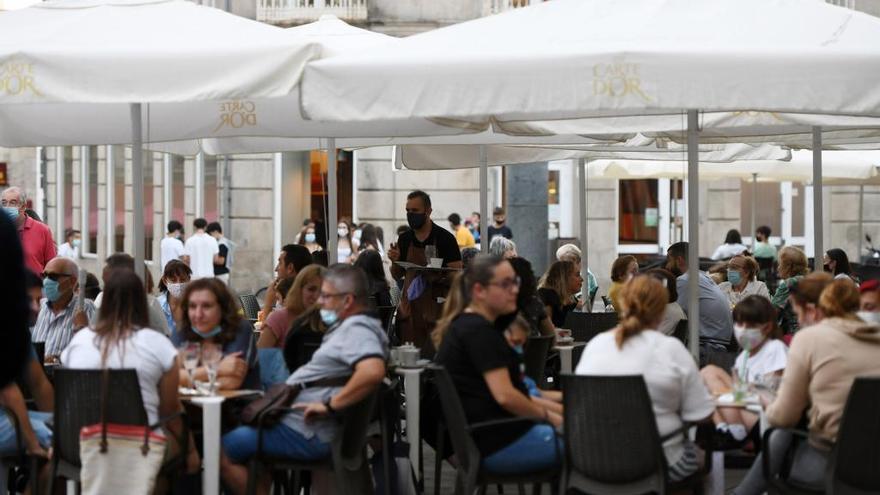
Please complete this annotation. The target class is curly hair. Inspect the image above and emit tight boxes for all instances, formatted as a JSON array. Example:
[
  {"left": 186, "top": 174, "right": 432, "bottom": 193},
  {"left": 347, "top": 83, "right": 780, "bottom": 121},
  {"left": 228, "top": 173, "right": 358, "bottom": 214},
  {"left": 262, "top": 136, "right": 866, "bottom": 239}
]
[{"left": 178, "top": 278, "right": 244, "bottom": 345}]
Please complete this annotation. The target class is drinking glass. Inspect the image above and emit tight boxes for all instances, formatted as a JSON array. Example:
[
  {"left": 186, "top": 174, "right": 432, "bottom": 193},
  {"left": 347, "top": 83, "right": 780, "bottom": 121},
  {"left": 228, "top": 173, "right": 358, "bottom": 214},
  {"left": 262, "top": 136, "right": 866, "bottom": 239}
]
[
  {"left": 179, "top": 342, "right": 201, "bottom": 391},
  {"left": 424, "top": 245, "right": 437, "bottom": 260},
  {"left": 201, "top": 345, "right": 223, "bottom": 395}
]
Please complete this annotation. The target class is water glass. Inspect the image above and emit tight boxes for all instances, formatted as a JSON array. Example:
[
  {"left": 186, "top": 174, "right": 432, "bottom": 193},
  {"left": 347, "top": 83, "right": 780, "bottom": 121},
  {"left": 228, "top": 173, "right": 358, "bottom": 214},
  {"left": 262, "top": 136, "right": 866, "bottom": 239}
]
[
  {"left": 424, "top": 245, "right": 437, "bottom": 261},
  {"left": 201, "top": 345, "right": 223, "bottom": 395},
  {"left": 179, "top": 342, "right": 201, "bottom": 389}
]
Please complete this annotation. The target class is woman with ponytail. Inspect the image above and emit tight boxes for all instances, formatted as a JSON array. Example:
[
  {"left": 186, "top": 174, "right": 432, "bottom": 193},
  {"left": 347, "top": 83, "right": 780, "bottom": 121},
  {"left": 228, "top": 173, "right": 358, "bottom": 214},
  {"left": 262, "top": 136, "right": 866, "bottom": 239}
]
[
  {"left": 576, "top": 275, "right": 714, "bottom": 483},
  {"left": 433, "top": 254, "right": 562, "bottom": 474}
]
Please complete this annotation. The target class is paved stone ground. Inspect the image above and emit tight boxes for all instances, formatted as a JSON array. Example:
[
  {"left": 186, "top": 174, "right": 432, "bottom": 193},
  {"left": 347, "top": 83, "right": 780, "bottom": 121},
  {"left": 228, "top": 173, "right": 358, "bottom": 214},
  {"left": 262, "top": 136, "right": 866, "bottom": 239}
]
[{"left": 419, "top": 444, "right": 749, "bottom": 494}]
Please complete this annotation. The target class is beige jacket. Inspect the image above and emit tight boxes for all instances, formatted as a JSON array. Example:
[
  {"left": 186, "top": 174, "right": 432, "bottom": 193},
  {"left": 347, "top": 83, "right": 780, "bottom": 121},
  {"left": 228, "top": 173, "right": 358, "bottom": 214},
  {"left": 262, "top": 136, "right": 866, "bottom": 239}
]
[{"left": 766, "top": 317, "right": 880, "bottom": 448}]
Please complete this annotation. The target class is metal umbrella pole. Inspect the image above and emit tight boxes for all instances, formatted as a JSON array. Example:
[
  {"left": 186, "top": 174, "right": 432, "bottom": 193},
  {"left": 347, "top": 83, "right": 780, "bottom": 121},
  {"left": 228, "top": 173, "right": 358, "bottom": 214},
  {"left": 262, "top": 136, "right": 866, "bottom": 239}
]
[
  {"left": 686, "top": 109, "right": 700, "bottom": 361},
  {"left": 751, "top": 173, "right": 757, "bottom": 251},
  {"left": 578, "top": 158, "right": 589, "bottom": 309},
  {"left": 130, "top": 103, "right": 145, "bottom": 280},
  {"left": 327, "top": 138, "right": 338, "bottom": 262},
  {"left": 479, "top": 145, "right": 489, "bottom": 253},
  {"left": 812, "top": 127, "right": 824, "bottom": 270}
]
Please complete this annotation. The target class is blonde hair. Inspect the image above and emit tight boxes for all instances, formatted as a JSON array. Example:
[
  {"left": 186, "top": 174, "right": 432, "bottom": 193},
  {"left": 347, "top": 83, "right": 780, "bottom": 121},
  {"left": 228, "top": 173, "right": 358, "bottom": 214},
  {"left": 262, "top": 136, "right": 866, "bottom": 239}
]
[
  {"left": 819, "top": 279, "right": 861, "bottom": 319},
  {"left": 615, "top": 275, "right": 667, "bottom": 349},
  {"left": 283, "top": 265, "right": 326, "bottom": 316},
  {"left": 539, "top": 260, "right": 577, "bottom": 304},
  {"left": 778, "top": 246, "right": 809, "bottom": 279},
  {"left": 728, "top": 255, "right": 759, "bottom": 281}
]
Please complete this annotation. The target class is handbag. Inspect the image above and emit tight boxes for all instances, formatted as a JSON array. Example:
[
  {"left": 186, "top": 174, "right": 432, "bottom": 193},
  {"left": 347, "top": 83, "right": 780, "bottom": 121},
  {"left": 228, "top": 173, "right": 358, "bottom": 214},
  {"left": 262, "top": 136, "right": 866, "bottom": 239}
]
[
  {"left": 79, "top": 369, "right": 166, "bottom": 495},
  {"left": 241, "top": 376, "right": 351, "bottom": 427}
]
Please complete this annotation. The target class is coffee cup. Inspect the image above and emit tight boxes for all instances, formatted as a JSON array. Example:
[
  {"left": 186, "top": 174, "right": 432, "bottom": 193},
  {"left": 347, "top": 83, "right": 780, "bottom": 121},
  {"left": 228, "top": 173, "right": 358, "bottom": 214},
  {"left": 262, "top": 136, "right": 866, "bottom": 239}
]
[{"left": 429, "top": 257, "right": 443, "bottom": 268}]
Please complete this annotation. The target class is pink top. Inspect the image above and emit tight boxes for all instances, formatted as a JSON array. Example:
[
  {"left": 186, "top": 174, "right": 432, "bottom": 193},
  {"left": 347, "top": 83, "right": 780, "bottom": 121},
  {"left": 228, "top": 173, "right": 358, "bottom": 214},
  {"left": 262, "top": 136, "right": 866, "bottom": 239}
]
[
  {"left": 19, "top": 216, "right": 56, "bottom": 275},
  {"left": 264, "top": 308, "right": 296, "bottom": 348}
]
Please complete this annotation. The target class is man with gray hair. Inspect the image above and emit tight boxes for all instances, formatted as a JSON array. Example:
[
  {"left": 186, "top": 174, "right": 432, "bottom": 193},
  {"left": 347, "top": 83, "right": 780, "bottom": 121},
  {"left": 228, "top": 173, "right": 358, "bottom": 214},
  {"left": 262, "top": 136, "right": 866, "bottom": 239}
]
[
  {"left": 489, "top": 236, "right": 518, "bottom": 259},
  {"left": 1, "top": 186, "right": 55, "bottom": 274},
  {"left": 555, "top": 243, "right": 599, "bottom": 301},
  {"left": 221, "top": 264, "right": 388, "bottom": 493}
]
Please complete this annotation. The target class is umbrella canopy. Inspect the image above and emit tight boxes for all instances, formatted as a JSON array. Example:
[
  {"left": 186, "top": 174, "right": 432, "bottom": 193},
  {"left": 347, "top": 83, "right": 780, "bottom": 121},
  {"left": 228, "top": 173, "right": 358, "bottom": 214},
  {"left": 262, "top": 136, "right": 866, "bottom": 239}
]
[
  {"left": 394, "top": 142, "right": 791, "bottom": 170},
  {"left": 302, "top": 0, "right": 880, "bottom": 127},
  {"left": 589, "top": 150, "right": 880, "bottom": 185}
]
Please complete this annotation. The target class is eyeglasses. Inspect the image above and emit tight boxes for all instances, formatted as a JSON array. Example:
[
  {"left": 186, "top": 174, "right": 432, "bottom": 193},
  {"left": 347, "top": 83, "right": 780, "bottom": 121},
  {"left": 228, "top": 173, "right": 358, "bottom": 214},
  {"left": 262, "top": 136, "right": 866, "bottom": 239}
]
[
  {"left": 0, "top": 199, "right": 21, "bottom": 207},
  {"left": 488, "top": 276, "right": 521, "bottom": 291},
  {"left": 318, "top": 291, "right": 350, "bottom": 301},
  {"left": 41, "top": 272, "right": 74, "bottom": 281}
]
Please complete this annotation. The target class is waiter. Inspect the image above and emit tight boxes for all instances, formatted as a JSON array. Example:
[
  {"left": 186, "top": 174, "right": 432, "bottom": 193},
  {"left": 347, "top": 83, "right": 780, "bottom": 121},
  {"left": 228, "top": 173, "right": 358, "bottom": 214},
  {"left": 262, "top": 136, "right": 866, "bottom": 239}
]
[{"left": 388, "top": 190, "right": 462, "bottom": 355}]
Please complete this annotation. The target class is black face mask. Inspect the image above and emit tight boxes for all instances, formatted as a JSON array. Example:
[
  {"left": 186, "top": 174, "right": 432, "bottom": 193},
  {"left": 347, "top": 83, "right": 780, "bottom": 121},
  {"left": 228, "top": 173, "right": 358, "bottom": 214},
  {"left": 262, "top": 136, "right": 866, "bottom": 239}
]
[
  {"left": 823, "top": 264, "right": 831, "bottom": 273},
  {"left": 407, "top": 212, "right": 427, "bottom": 230}
]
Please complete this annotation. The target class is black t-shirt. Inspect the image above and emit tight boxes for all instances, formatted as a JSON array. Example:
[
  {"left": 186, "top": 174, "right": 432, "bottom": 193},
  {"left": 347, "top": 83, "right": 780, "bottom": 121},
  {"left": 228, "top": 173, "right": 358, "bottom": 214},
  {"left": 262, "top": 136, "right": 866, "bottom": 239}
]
[
  {"left": 487, "top": 224, "right": 513, "bottom": 241},
  {"left": 434, "top": 313, "right": 533, "bottom": 456},
  {"left": 214, "top": 244, "right": 229, "bottom": 275},
  {"left": 397, "top": 222, "right": 462, "bottom": 267},
  {"left": 537, "top": 288, "right": 575, "bottom": 328}
]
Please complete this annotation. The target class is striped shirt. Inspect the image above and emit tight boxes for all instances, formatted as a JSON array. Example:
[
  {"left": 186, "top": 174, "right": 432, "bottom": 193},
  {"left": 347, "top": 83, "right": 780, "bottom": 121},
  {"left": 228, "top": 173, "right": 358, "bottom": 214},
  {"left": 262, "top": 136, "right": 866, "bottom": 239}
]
[{"left": 31, "top": 297, "right": 96, "bottom": 359}]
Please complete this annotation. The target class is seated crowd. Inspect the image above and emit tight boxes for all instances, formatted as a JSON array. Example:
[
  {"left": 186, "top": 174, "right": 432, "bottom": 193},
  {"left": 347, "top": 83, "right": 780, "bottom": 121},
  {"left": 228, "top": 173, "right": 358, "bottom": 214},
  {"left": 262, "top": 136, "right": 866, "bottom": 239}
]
[{"left": 6, "top": 187, "right": 880, "bottom": 495}]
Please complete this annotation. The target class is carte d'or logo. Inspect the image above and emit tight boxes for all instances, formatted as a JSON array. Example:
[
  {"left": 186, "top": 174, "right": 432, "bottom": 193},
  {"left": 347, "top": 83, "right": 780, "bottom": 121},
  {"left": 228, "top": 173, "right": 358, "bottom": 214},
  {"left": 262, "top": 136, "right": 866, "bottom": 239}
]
[
  {"left": 592, "top": 63, "right": 651, "bottom": 103},
  {"left": 214, "top": 100, "right": 257, "bottom": 133},
  {"left": 0, "top": 60, "right": 42, "bottom": 97}
]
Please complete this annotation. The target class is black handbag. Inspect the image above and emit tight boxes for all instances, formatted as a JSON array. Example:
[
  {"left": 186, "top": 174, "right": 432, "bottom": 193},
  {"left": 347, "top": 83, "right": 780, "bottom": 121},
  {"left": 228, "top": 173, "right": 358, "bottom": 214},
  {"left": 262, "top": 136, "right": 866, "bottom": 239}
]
[{"left": 241, "top": 376, "right": 351, "bottom": 427}]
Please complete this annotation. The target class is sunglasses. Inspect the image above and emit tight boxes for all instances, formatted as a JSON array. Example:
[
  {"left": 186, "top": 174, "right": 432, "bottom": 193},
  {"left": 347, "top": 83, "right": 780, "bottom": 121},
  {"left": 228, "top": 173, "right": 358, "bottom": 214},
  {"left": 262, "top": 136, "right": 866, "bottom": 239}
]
[{"left": 42, "top": 272, "right": 74, "bottom": 281}]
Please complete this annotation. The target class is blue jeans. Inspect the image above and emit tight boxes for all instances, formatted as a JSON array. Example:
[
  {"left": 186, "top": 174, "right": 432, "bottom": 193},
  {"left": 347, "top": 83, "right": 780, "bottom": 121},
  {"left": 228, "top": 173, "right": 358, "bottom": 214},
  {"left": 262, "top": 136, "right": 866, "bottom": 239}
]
[
  {"left": 481, "top": 424, "right": 562, "bottom": 474},
  {"left": 0, "top": 411, "right": 52, "bottom": 456},
  {"left": 223, "top": 424, "right": 331, "bottom": 464}
]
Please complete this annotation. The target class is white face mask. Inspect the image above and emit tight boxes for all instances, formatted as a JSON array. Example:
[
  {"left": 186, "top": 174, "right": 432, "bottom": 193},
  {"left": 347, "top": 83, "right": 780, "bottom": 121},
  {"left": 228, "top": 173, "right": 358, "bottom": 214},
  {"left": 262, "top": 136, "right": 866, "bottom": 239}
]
[
  {"left": 857, "top": 311, "right": 880, "bottom": 325},
  {"left": 167, "top": 282, "right": 187, "bottom": 299},
  {"left": 338, "top": 227, "right": 349, "bottom": 237},
  {"left": 733, "top": 324, "right": 765, "bottom": 352}
]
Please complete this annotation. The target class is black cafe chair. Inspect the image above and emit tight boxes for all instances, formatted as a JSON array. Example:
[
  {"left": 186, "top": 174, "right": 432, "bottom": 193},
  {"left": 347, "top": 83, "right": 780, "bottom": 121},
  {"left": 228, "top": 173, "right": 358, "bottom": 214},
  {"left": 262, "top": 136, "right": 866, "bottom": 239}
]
[
  {"left": 239, "top": 294, "right": 261, "bottom": 322},
  {"left": 523, "top": 335, "right": 554, "bottom": 386},
  {"left": 48, "top": 369, "right": 189, "bottom": 494},
  {"left": 562, "top": 312, "right": 619, "bottom": 344},
  {"left": 559, "top": 374, "right": 704, "bottom": 495},
  {"left": 428, "top": 365, "right": 559, "bottom": 495},
  {"left": 764, "top": 377, "right": 880, "bottom": 494},
  {"left": 245, "top": 392, "right": 377, "bottom": 495}
]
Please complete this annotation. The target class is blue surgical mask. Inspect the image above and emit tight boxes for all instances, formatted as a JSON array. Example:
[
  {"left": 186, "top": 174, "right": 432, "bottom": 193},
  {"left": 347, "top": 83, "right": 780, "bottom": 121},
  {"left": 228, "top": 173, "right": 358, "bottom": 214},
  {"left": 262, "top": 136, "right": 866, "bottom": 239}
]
[
  {"left": 43, "top": 278, "right": 62, "bottom": 302},
  {"left": 513, "top": 344, "right": 524, "bottom": 356},
  {"left": 2, "top": 206, "right": 19, "bottom": 221},
  {"left": 727, "top": 270, "right": 743, "bottom": 286},
  {"left": 305, "top": 233, "right": 316, "bottom": 244},
  {"left": 193, "top": 326, "right": 223, "bottom": 339},
  {"left": 72, "top": 239, "right": 81, "bottom": 248},
  {"left": 320, "top": 308, "right": 339, "bottom": 326}
]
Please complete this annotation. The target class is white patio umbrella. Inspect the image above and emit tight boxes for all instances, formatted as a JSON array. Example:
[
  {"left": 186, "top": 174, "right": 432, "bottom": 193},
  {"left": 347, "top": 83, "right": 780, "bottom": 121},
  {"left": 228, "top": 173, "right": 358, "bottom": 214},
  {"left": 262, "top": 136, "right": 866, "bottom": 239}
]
[{"left": 300, "top": 0, "right": 880, "bottom": 359}]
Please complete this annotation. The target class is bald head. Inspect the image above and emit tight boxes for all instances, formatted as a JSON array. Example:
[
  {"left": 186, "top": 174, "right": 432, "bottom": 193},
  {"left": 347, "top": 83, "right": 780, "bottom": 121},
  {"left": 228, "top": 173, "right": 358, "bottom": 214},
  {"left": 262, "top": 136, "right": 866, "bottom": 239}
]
[{"left": 45, "top": 257, "right": 77, "bottom": 277}]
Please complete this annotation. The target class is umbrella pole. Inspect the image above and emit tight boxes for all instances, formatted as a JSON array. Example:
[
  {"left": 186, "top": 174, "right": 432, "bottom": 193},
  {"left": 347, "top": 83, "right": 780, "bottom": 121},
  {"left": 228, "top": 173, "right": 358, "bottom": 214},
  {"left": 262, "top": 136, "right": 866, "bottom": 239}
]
[
  {"left": 858, "top": 184, "right": 864, "bottom": 264},
  {"left": 751, "top": 173, "right": 757, "bottom": 251},
  {"left": 130, "top": 103, "right": 145, "bottom": 280},
  {"left": 687, "top": 109, "right": 700, "bottom": 362},
  {"left": 812, "top": 127, "right": 824, "bottom": 270},
  {"left": 327, "top": 138, "right": 338, "bottom": 263},
  {"left": 480, "top": 145, "right": 489, "bottom": 253},
  {"left": 578, "top": 158, "right": 589, "bottom": 311}
]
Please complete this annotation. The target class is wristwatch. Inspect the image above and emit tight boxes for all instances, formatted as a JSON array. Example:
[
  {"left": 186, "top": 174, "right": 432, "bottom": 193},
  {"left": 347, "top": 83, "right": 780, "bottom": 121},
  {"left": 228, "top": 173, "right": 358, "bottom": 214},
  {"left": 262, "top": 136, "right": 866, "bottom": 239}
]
[{"left": 323, "top": 397, "right": 337, "bottom": 416}]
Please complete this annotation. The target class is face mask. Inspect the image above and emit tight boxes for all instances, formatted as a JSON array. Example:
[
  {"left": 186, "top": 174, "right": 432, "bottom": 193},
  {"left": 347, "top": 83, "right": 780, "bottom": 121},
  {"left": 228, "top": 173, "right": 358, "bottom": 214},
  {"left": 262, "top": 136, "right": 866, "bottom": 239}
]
[
  {"left": 43, "top": 278, "right": 63, "bottom": 302},
  {"left": 407, "top": 212, "right": 427, "bottom": 230},
  {"left": 305, "top": 233, "right": 316, "bottom": 244},
  {"left": 176, "top": 232, "right": 183, "bottom": 240},
  {"left": 857, "top": 311, "right": 880, "bottom": 325},
  {"left": 727, "top": 270, "right": 743, "bottom": 286},
  {"left": 320, "top": 308, "right": 339, "bottom": 326},
  {"left": 337, "top": 227, "right": 348, "bottom": 238},
  {"left": 72, "top": 239, "right": 81, "bottom": 248},
  {"left": 733, "top": 324, "right": 765, "bottom": 352},
  {"left": 193, "top": 325, "right": 223, "bottom": 339},
  {"left": 512, "top": 344, "right": 524, "bottom": 356},
  {"left": 495, "top": 218, "right": 504, "bottom": 226},
  {"left": 2, "top": 206, "right": 19, "bottom": 221},
  {"left": 167, "top": 282, "right": 187, "bottom": 298}
]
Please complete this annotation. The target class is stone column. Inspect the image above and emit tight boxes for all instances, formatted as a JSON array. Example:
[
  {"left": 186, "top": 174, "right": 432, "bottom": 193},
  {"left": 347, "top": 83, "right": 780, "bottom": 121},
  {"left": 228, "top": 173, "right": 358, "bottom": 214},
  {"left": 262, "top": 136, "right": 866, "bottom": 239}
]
[{"left": 506, "top": 163, "right": 549, "bottom": 276}]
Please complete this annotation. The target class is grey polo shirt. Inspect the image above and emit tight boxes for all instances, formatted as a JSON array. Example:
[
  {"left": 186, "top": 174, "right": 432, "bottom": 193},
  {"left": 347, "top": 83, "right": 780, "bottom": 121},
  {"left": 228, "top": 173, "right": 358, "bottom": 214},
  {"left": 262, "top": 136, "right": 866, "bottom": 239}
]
[
  {"left": 282, "top": 313, "right": 388, "bottom": 443},
  {"left": 676, "top": 271, "right": 734, "bottom": 349}
]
